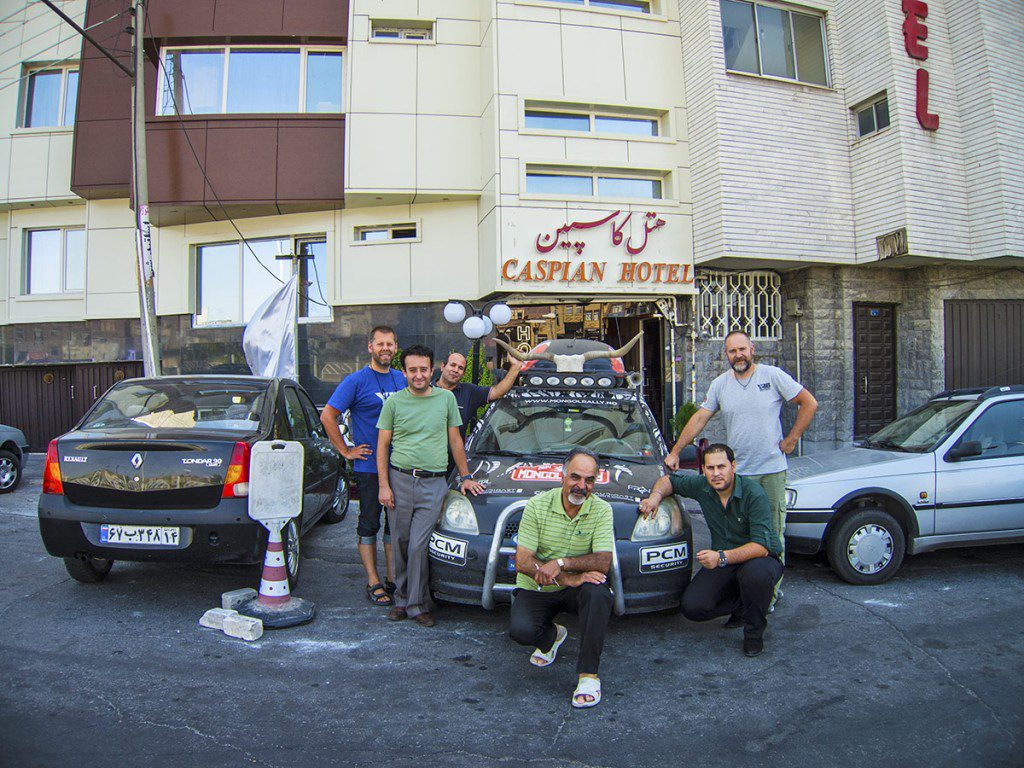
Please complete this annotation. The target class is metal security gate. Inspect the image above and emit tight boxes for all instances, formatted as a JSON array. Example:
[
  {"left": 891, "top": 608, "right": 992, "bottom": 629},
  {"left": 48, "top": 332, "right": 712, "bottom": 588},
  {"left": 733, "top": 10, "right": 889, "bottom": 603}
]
[
  {"left": 944, "top": 300, "right": 1024, "bottom": 390},
  {"left": 0, "top": 362, "right": 143, "bottom": 451}
]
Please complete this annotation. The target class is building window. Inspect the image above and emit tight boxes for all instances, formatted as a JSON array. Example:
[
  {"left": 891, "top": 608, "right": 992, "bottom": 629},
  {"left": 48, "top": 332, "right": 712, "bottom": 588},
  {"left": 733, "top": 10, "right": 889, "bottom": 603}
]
[
  {"left": 370, "top": 19, "right": 434, "bottom": 40},
  {"left": 354, "top": 223, "right": 419, "bottom": 243},
  {"left": 719, "top": 0, "right": 829, "bottom": 86},
  {"left": 855, "top": 95, "right": 890, "bottom": 137},
  {"left": 23, "top": 228, "right": 85, "bottom": 294},
  {"left": 195, "top": 236, "right": 330, "bottom": 326},
  {"left": 525, "top": 169, "right": 664, "bottom": 200},
  {"left": 539, "top": 0, "right": 652, "bottom": 13},
  {"left": 697, "top": 270, "right": 782, "bottom": 340},
  {"left": 524, "top": 105, "right": 662, "bottom": 137},
  {"left": 20, "top": 66, "right": 78, "bottom": 128},
  {"left": 157, "top": 47, "right": 344, "bottom": 116}
]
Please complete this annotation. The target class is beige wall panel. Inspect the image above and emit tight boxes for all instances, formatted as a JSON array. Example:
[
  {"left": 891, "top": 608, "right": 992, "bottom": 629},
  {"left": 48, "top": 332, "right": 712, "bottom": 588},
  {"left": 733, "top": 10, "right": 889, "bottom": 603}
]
[
  {"left": 19, "top": 8, "right": 64, "bottom": 57},
  {"left": 480, "top": 100, "right": 498, "bottom": 188},
  {"left": 85, "top": 292, "right": 139, "bottom": 319},
  {"left": 86, "top": 199, "right": 135, "bottom": 230},
  {"left": 0, "top": 85, "right": 19, "bottom": 132},
  {"left": 673, "top": 107, "right": 688, "bottom": 142},
  {"left": 435, "top": 18, "right": 482, "bottom": 45},
  {"left": 0, "top": 137, "right": 11, "bottom": 201},
  {"left": 349, "top": 42, "right": 418, "bottom": 114},
  {"left": 7, "top": 134, "right": 49, "bottom": 200},
  {"left": 509, "top": 131, "right": 566, "bottom": 160},
  {"left": 560, "top": 8, "right": 621, "bottom": 30},
  {"left": 350, "top": 14, "right": 370, "bottom": 41},
  {"left": 45, "top": 131, "right": 74, "bottom": 197},
  {"left": 498, "top": 2, "right": 560, "bottom": 23},
  {"left": 416, "top": 115, "right": 481, "bottom": 191},
  {"left": 496, "top": 94, "right": 518, "bottom": 131},
  {"left": 152, "top": 225, "right": 191, "bottom": 316},
  {"left": 479, "top": 23, "right": 495, "bottom": 111},
  {"left": 496, "top": 20, "right": 563, "bottom": 95},
  {"left": 9, "top": 296, "right": 85, "bottom": 323},
  {"left": 347, "top": 113, "right": 417, "bottom": 190},
  {"left": 621, "top": 7, "right": 677, "bottom": 28},
  {"left": 419, "top": 0, "right": 483, "bottom": 19},
  {"left": 86, "top": 227, "right": 137, "bottom": 294},
  {"left": 409, "top": 203, "right": 478, "bottom": 299},
  {"left": 353, "top": 0, "right": 418, "bottom": 15},
  {"left": 622, "top": 31, "right": 684, "bottom": 105},
  {"left": 564, "top": 137, "right": 630, "bottom": 164},
  {"left": 561, "top": 26, "right": 625, "bottom": 102},
  {"left": 341, "top": 241, "right": 412, "bottom": 301},
  {"left": 477, "top": 207, "right": 498, "bottom": 295},
  {"left": 417, "top": 45, "right": 480, "bottom": 116},
  {"left": 479, "top": 175, "right": 497, "bottom": 223},
  {"left": 499, "top": 157, "right": 520, "bottom": 196},
  {"left": 11, "top": 204, "right": 85, "bottom": 229},
  {"left": 623, "top": 140, "right": 685, "bottom": 171}
]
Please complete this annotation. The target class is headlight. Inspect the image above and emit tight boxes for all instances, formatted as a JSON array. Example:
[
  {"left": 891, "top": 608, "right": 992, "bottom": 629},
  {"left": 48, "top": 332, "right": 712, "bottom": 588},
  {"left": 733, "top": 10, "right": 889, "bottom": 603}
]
[
  {"left": 785, "top": 488, "right": 797, "bottom": 508},
  {"left": 440, "top": 492, "right": 479, "bottom": 536},
  {"left": 631, "top": 497, "right": 683, "bottom": 541}
]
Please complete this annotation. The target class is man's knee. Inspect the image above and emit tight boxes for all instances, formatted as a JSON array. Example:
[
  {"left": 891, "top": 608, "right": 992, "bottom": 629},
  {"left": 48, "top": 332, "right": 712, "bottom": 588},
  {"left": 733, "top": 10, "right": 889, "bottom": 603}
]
[
  {"left": 680, "top": 583, "right": 719, "bottom": 621},
  {"left": 578, "top": 582, "right": 613, "bottom": 609},
  {"left": 736, "top": 557, "right": 782, "bottom": 589},
  {"left": 509, "top": 613, "right": 543, "bottom": 647}
]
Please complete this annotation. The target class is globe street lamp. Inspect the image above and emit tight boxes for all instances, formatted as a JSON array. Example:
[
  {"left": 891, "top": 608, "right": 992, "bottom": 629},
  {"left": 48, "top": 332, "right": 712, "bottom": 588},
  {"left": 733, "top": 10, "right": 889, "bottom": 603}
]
[{"left": 443, "top": 299, "right": 513, "bottom": 384}]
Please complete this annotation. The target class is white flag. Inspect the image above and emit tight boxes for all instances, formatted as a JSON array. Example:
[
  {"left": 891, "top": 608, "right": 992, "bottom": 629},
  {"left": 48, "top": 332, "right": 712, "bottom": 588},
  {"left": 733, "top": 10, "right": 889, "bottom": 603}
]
[{"left": 242, "top": 273, "right": 298, "bottom": 379}]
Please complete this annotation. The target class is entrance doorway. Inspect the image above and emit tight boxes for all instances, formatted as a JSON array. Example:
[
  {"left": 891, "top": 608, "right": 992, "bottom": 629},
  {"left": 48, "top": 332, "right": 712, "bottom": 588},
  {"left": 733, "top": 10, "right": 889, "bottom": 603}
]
[
  {"left": 852, "top": 304, "right": 897, "bottom": 439},
  {"left": 500, "top": 300, "right": 668, "bottom": 430},
  {"left": 944, "top": 300, "right": 1024, "bottom": 389}
]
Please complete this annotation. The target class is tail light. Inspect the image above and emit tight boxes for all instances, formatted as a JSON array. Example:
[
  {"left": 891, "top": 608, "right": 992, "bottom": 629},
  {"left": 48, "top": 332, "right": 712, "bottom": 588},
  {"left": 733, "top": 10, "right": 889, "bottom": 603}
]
[
  {"left": 222, "top": 442, "right": 251, "bottom": 498},
  {"left": 43, "top": 439, "right": 63, "bottom": 495}
]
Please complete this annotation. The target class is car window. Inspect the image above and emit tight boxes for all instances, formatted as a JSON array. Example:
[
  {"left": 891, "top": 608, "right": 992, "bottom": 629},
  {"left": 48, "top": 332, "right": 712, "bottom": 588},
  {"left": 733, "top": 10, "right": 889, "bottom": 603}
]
[
  {"left": 282, "top": 388, "right": 312, "bottom": 440},
  {"left": 296, "top": 390, "right": 326, "bottom": 437},
  {"left": 953, "top": 401, "right": 1024, "bottom": 460},
  {"left": 473, "top": 399, "right": 656, "bottom": 459},
  {"left": 862, "top": 399, "right": 977, "bottom": 452}
]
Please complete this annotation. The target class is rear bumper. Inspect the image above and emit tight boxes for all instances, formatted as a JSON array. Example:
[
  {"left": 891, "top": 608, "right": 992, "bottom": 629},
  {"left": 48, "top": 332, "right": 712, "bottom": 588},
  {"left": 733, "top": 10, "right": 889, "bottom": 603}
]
[
  {"left": 428, "top": 530, "right": 691, "bottom": 615},
  {"left": 37, "top": 493, "right": 264, "bottom": 565}
]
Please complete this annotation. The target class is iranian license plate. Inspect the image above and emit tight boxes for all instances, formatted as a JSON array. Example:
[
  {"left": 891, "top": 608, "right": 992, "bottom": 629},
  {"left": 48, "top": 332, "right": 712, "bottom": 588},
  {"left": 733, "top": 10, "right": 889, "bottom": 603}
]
[{"left": 100, "top": 524, "right": 180, "bottom": 547}]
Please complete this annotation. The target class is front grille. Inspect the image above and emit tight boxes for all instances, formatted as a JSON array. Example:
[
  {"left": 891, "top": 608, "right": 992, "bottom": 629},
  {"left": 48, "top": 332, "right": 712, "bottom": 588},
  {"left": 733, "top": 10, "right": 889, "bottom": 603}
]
[{"left": 502, "top": 519, "right": 520, "bottom": 540}]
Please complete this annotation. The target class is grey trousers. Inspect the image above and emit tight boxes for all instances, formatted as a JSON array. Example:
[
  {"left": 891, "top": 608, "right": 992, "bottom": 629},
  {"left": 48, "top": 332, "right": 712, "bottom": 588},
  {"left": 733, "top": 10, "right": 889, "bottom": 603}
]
[{"left": 388, "top": 469, "right": 447, "bottom": 617}]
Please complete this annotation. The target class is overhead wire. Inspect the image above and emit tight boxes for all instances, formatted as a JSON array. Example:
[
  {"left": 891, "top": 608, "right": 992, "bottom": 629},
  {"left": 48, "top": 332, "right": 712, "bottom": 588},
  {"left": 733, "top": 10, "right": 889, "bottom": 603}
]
[{"left": 145, "top": 8, "right": 329, "bottom": 309}]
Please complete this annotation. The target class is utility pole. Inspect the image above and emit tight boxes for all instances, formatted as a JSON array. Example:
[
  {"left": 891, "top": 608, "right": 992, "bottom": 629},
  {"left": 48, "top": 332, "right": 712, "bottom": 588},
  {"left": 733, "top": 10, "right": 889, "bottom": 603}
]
[{"left": 131, "top": 0, "right": 162, "bottom": 375}]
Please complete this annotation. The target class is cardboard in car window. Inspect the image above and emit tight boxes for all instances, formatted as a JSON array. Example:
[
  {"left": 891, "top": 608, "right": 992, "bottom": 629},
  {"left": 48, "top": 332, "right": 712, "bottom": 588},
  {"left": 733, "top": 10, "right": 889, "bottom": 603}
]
[{"left": 249, "top": 440, "right": 304, "bottom": 525}]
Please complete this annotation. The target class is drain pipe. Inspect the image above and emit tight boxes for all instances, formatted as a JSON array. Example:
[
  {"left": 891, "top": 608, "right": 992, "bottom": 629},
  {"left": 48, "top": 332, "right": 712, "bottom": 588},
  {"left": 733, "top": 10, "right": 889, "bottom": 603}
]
[{"left": 689, "top": 294, "right": 698, "bottom": 403}]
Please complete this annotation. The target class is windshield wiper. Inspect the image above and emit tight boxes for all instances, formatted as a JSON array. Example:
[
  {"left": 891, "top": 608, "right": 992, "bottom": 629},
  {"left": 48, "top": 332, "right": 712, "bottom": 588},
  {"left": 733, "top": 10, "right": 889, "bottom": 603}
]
[
  {"left": 862, "top": 438, "right": 908, "bottom": 452},
  {"left": 476, "top": 449, "right": 527, "bottom": 457},
  {"left": 595, "top": 452, "right": 651, "bottom": 464}
]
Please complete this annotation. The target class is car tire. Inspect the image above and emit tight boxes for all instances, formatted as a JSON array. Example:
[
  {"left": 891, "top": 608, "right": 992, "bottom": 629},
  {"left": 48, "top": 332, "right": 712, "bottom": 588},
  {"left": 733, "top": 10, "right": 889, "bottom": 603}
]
[
  {"left": 320, "top": 472, "right": 349, "bottom": 525},
  {"left": 282, "top": 518, "right": 301, "bottom": 590},
  {"left": 0, "top": 449, "right": 21, "bottom": 494},
  {"left": 64, "top": 555, "right": 114, "bottom": 583},
  {"left": 827, "top": 508, "right": 906, "bottom": 585}
]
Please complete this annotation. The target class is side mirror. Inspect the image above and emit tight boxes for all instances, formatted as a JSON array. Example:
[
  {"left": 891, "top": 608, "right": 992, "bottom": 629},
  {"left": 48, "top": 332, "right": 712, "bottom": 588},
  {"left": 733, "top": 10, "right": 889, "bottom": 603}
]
[
  {"left": 338, "top": 421, "right": 350, "bottom": 437},
  {"left": 947, "top": 440, "right": 982, "bottom": 461}
]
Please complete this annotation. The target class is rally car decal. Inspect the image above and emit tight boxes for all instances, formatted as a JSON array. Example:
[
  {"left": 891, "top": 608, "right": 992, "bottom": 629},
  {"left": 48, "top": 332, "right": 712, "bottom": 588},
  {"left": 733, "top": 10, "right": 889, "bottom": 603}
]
[{"left": 508, "top": 463, "right": 611, "bottom": 484}]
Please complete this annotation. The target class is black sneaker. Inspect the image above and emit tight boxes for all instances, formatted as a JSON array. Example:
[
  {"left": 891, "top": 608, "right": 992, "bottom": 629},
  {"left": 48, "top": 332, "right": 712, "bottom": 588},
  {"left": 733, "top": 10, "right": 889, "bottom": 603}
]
[
  {"left": 723, "top": 614, "right": 744, "bottom": 629},
  {"left": 743, "top": 635, "right": 764, "bottom": 657}
]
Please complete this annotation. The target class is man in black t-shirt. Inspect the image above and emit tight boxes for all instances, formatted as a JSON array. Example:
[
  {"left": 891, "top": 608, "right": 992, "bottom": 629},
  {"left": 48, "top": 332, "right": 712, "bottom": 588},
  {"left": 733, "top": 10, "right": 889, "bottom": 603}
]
[{"left": 436, "top": 352, "right": 521, "bottom": 470}]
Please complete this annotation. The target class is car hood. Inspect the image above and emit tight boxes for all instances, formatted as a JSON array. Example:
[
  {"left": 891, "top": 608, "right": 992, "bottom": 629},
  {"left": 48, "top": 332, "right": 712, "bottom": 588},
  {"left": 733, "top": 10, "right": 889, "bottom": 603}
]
[{"left": 787, "top": 447, "right": 932, "bottom": 486}]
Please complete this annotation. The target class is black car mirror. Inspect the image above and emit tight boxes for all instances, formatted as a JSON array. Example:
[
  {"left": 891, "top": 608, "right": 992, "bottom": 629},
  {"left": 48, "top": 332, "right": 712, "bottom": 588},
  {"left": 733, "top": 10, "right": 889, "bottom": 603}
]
[{"left": 947, "top": 440, "right": 982, "bottom": 461}]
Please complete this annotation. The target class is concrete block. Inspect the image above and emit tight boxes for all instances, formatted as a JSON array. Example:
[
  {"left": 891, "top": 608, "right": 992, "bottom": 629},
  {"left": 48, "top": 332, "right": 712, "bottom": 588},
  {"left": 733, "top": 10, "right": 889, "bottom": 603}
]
[
  {"left": 223, "top": 614, "right": 264, "bottom": 642},
  {"left": 199, "top": 608, "right": 238, "bottom": 630},
  {"left": 222, "top": 588, "right": 258, "bottom": 611}
]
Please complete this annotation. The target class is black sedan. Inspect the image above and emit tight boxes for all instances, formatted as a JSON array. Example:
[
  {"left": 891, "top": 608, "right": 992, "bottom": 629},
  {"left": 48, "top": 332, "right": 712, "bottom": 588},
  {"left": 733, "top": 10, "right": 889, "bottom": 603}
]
[
  {"left": 429, "top": 346, "right": 695, "bottom": 615},
  {"left": 38, "top": 376, "right": 346, "bottom": 584}
]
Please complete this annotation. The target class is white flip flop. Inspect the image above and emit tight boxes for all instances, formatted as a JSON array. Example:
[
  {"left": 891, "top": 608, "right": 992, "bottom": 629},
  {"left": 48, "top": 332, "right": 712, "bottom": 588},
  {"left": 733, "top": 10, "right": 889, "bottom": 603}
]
[
  {"left": 572, "top": 676, "right": 602, "bottom": 708},
  {"left": 530, "top": 624, "right": 568, "bottom": 667}
]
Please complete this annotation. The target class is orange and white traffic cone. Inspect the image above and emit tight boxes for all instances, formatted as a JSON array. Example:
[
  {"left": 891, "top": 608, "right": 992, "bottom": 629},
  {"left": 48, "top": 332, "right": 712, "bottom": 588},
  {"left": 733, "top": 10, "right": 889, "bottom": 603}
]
[{"left": 238, "top": 521, "right": 316, "bottom": 628}]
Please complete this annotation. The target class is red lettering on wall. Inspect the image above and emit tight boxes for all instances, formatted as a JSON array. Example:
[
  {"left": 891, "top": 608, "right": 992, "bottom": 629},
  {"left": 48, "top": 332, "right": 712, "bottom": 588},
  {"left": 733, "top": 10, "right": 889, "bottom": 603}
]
[
  {"left": 915, "top": 68, "right": 940, "bottom": 130},
  {"left": 901, "top": 0, "right": 929, "bottom": 60}
]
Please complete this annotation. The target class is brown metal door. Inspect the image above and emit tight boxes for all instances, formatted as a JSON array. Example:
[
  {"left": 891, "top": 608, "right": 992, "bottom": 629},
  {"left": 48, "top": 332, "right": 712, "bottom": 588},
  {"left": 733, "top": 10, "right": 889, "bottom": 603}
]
[
  {"left": 71, "top": 362, "right": 144, "bottom": 424},
  {"left": 944, "top": 300, "right": 1024, "bottom": 389},
  {"left": 853, "top": 304, "right": 897, "bottom": 439},
  {"left": 0, "top": 365, "right": 75, "bottom": 452}
]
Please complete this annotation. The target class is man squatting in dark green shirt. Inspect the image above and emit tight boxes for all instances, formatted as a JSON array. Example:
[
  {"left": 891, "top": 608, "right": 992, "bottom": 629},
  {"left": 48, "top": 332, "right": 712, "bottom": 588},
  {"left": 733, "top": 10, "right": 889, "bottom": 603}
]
[{"left": 640, "top": 442, "right": 783, "bottom": 657}]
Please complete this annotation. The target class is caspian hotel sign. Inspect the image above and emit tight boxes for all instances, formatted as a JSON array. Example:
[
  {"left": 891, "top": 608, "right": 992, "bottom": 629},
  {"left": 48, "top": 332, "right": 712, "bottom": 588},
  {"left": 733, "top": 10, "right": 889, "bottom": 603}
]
[{"left": 500, "top": 209, "right": 695, "bottom": 293}]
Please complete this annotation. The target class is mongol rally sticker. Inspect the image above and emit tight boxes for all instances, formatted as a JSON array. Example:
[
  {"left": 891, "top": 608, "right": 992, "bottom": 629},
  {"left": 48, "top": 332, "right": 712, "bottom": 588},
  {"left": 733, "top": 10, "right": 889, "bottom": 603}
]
[{"left": 510, "top": 463, "right": 610, "bottom": 484}]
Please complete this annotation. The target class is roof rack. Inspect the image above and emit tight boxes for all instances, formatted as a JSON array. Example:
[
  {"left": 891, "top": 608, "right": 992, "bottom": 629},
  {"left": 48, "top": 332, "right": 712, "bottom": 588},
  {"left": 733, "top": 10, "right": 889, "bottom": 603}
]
[
  {"left": 930, "top": 387, "right": 989, "bottom": 400},
  {"left": 518, "top": 370, "right": 629, "bottom": 390},
  {"left": 980, "top": 384, "right": 1024, "bottom": 399}
]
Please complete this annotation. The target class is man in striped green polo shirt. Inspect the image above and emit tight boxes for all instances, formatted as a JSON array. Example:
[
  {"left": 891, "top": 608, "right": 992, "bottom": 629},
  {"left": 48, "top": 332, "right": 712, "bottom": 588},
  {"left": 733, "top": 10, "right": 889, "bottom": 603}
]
[{"left": 509, "top": 448, "right": 615, "bottom": 709}]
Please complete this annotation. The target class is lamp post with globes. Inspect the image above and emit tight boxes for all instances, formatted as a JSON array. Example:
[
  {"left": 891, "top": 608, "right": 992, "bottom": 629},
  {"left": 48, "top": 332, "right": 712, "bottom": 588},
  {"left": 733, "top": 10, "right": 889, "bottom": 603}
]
[{"left": 443, "top": 299, "right": 514, "bottom": 385}]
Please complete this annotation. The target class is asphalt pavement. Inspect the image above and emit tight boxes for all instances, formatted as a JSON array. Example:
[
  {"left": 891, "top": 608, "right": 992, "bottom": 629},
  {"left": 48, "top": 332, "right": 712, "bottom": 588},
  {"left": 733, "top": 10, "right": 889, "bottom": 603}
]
[{"left": 1, "top": 455, "right": 1021, "bottom": 768}]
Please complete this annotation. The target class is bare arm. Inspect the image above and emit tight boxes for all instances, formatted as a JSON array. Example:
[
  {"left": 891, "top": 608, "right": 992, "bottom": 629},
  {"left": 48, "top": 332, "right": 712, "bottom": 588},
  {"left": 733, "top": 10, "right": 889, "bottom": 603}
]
[
  {"left": 560, "top": 551, "right": 612, "bottom": 575},
  {"left": 696, "top": 541, "right": 768, "bottom": 569},
  {"left": 639, "top": 474, "right": 675, "bottom": 517},
  {"left": 320, "top": 404, "right": 370, "bottom": 461},
  {"left": 448, "top": 426, "right": 484, "bottom": 496},
  {"left": 376, "top": 429, "right": 394, "bottom": 508},
  {"left": 487, "top": 360, "right": 523, "bottom": 402},
  {"left": 665, "top": 407, "right": 714, "bottom": 468},
  {"left": 780, "top": 388, "right": 818, "bottom": 454}
]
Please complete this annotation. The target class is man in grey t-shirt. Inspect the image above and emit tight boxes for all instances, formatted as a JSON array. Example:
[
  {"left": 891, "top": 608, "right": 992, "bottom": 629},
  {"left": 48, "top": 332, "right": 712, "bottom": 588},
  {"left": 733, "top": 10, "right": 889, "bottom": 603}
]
[{"left": 666, "top": 330, "right": 817, "bottom": 591}]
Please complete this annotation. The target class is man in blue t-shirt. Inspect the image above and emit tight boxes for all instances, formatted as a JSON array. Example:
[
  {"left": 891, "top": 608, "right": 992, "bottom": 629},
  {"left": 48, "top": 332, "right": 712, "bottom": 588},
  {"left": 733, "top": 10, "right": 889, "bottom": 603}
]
[{"left": 321, "top": 325, "right": 407, "bottom": 607}]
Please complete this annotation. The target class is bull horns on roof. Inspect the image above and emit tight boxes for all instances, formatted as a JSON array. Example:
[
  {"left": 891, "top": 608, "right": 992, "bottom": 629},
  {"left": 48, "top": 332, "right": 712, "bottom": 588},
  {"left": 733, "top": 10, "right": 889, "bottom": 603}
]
[{"left": 495, "top": 332, "right": 643, "bottom": 373}]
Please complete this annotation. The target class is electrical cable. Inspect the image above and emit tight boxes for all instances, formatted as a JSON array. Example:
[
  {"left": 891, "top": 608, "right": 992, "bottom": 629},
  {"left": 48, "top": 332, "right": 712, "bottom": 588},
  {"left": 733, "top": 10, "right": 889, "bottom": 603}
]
[{"left": 146, "top": 9, "right": 329, "bottom": 310}]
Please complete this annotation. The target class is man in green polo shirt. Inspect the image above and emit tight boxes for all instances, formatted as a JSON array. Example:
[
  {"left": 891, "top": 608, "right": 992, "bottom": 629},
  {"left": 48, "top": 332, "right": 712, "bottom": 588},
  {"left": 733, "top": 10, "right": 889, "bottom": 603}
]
[
  {"left": 640, "top": 442, "right": 783, "bottom": 657},
  {"left": 509, "top": 448, "right": 615, "bottom": 709}
]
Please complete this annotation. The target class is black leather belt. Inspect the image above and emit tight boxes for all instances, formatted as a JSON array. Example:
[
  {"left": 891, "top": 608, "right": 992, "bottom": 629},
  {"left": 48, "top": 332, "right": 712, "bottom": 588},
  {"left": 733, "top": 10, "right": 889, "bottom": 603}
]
[{"left": 390, "top": 465, "right": 446, "bottom": 479}]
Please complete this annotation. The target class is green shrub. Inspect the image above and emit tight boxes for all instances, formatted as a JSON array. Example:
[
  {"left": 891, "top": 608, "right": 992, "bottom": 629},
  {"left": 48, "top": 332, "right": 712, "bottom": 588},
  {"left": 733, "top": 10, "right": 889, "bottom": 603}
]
[{"left": 672, "top": 401, "right": 700, "bottom": 437}]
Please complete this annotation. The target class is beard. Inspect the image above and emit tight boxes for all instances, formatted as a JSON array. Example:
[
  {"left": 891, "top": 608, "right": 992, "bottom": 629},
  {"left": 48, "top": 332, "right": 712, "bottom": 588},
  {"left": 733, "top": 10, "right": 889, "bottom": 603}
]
[
  {"left": 568, "top": 490, "right": 589, "bottom": 506},
  {"left": 731, "top": 357, "right": 751, "bottom": 374}
]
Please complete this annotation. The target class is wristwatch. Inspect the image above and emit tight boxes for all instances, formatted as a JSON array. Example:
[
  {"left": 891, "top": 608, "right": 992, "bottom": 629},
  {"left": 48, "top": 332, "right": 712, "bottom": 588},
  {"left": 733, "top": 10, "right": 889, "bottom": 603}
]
[
  {"left": 718, "top": 550, "right": 728, "bottom": 568},
  {"left": 460, "top": 474, "right": 473, "bottom": 481},
  {"left": 556, "top": 558, "right": 565, "bottom": 569}
]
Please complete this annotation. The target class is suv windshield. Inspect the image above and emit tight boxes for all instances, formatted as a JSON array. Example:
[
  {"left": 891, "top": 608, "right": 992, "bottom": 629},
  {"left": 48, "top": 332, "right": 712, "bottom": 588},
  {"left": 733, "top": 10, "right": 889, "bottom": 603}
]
[
  {"left": 472, "top": 399, "right": 657, "bottom": 460},
  {"left": 81, "top": 381, "right": 269, "bottom": 433},
  {"left": 861, "top": 399, "right": 978, "bottom": 452}
]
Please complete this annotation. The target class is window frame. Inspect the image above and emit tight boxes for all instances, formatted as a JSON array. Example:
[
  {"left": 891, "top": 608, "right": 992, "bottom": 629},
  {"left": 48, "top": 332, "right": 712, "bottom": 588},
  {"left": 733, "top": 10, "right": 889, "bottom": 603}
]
[
  {"left": 156, "top": 45, "right": 346, "bottom": 117},
  {"left": 517, "top": 0, "right": 656, "bottom": 15},
  {"left": 720, "top": 0, "right": 831, "bottom": 88},
  {"left": 19, "top": 64, "right": 79, "bottom": 129},
  {"left": 521, "top": 101, "right": 669, "bottom": 142},
  {"left": 369, "top": 19, "right": 436, "bottom": 42},
  {"left": 523, "top": 166, "right": 667, "bottom": 202},
  {"left": 697, "top": 269, "right": 782, "bottom": 341},
  {"left": 193, "top": 234, "right": 332, "bottom": 329},
  {"left": 352, "top": 223, "right": 421, "bottom": 245},
  {"left": 854, "top": 94, "right": 891, "bottom": 139},
  {"left": 21, "top": 227, "right": 85, "bottom": 295}
]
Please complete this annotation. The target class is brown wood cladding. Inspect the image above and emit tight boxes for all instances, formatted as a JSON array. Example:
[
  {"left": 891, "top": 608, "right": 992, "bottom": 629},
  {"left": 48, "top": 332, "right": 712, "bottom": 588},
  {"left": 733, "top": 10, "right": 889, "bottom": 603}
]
[{"left": 71, "top": 0, "right": 347, "bottom": 206}]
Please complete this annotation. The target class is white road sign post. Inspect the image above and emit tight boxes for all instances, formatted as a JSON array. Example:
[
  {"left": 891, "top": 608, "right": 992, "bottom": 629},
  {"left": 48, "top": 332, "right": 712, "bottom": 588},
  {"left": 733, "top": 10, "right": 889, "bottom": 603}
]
[{"left": 237, "top": 440, "right": 316, "bottom": 628}]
